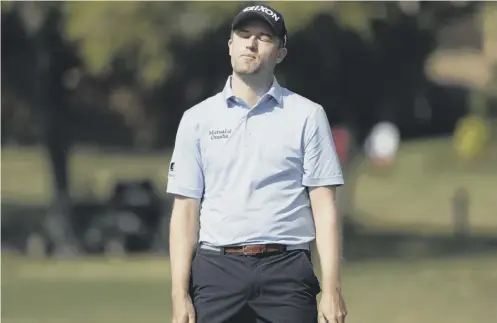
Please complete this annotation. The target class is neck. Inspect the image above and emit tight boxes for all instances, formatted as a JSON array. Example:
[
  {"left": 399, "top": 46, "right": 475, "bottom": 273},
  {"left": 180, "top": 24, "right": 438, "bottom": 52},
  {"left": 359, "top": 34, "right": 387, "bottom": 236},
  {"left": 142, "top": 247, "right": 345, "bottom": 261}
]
[{"left": 231, "top": 72, "right": 274, "bottom": 107}]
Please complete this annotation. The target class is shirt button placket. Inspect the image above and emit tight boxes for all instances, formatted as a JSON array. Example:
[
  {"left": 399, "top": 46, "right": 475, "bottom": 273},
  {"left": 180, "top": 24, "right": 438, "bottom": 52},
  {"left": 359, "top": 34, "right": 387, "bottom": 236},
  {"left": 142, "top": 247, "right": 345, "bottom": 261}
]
[{"left": 243, "top": 111, "right": 251, "bottom": 148}]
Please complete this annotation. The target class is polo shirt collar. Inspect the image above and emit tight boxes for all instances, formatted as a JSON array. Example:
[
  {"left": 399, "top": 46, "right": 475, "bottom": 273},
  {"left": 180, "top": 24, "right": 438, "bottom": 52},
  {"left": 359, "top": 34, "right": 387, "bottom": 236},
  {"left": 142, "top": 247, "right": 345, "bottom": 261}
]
[{"left": 222, "top": 75, "right": 283, "bottom": 107}]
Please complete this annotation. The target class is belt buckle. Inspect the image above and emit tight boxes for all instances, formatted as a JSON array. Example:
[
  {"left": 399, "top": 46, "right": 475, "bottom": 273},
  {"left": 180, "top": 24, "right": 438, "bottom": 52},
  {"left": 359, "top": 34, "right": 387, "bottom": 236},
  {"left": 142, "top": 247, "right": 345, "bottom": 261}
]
[{"left": 243, "top": 244, "right": 266, "bottom": 255}]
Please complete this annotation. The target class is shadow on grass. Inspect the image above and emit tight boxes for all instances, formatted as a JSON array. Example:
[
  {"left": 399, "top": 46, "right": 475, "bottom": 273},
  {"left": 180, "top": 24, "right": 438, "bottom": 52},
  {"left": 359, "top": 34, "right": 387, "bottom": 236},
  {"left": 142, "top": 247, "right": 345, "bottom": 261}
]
[{"left": 338, "top": 213, "right": 497, "bottom": 263}]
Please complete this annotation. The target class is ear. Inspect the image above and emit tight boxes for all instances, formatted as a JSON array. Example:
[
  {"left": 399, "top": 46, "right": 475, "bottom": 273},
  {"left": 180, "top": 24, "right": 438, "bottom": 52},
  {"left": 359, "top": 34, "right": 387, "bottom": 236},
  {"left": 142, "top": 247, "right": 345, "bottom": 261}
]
[
  {"left": 275, "top": 47, "right": 287, "bottom": 64},
  {"left": 228, "top": 38, "right": 233, "bottom": 56}
]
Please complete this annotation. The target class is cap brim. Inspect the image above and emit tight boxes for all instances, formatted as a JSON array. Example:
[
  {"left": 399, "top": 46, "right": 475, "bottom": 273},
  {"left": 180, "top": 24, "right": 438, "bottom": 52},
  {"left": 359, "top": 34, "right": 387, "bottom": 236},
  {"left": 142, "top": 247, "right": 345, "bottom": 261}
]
[{"left": 232, "top": 11, "right": 278, "bottom": 36}]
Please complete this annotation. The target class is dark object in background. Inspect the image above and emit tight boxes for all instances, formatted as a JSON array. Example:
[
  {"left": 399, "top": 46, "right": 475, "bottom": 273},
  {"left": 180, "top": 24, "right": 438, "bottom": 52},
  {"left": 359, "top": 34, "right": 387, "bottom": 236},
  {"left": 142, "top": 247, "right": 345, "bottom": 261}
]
[
  {"left": 4, "top": 179, "right": 171, "bottom": 258},
  {"left": 82, "top": 180, "right": 166, "bottom": 255}
]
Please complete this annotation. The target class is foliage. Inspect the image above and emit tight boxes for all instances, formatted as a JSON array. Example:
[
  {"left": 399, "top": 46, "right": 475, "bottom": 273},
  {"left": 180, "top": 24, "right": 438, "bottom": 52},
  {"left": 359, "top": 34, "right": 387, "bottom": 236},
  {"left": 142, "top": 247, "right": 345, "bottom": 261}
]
[
  {"left": 482, "top": 2, "right": 497, "bottom": 97},
  {"left": 453, "top": 114, "right": 491, "bottom": 160},
  {"left": 7, "top": 1, "right": 484, "bottom": 91},
  {"left": 1, "top": 1, "right": 14, "bottom": 12},
  {"left": 483, "top": 2, "right": 497, "bottom": 42},
  {"left": 61, "top": 1, "right": 381, "bottom": 88},
  {"left": 2, "top": 1, "right": 59, "bottom": 34},
  {"left": 4, "top": 1, "right": 389, "bottom": 89},
  {"left": 62, "top": 2, "right": 243, "bottom": 88}
]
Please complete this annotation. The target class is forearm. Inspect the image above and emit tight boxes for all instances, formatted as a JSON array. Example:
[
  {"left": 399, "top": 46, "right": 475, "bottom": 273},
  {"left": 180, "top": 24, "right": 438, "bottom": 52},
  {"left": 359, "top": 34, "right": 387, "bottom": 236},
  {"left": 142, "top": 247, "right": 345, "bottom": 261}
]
[
  {"left": 315, "top": 209, "right": 342, "bottom": 294},
  {"left": 169, "top": 198, "right": 199, "bottom": 297},
  {"left": 310, "top": 186, "right": 343, "bottom": 294}
]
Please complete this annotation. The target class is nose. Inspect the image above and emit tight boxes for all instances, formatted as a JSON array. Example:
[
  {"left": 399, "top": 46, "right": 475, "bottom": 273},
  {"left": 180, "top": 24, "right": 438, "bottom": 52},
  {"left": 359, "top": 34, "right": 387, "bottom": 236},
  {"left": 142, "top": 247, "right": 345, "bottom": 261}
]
[{"left": 246, "top": 35, "right": 258, "bottom": 51}]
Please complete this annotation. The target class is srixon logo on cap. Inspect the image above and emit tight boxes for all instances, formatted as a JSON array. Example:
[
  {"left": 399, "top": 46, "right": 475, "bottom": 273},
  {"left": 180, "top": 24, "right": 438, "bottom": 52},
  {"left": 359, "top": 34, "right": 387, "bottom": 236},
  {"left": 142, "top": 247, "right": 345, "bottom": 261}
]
[{"left": 243, "top": 5, "right": 280, "bottom": 22}]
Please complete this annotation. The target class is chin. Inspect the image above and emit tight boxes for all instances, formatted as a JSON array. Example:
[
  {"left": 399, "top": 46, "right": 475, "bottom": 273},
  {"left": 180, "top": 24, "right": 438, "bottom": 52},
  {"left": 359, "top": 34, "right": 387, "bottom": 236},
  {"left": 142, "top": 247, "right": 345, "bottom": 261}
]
[
  {"left": 237, "top": 71, "right": 257, "bottom": 76},
  {"left": 235, "top": 67, "right": 261, "bottom": 75}
]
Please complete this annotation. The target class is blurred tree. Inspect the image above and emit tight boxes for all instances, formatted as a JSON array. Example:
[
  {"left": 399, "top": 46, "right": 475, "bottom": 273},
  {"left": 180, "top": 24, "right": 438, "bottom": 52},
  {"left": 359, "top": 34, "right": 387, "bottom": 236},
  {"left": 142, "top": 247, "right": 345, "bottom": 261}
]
[
  {"left": 63, "top": 2, "right": 243, "bottom": 88},
  {"left": 62, "top": 2, "right": 247, "bottom": 148},
  {"left": 60, "top": 1, "right": 385, "bottom": 147},
  {"left": 61, "top": 1, "right": 387, "bottom": 88},
  {"left": 2, "top": 1, "right": 82, "bottom": 255}
]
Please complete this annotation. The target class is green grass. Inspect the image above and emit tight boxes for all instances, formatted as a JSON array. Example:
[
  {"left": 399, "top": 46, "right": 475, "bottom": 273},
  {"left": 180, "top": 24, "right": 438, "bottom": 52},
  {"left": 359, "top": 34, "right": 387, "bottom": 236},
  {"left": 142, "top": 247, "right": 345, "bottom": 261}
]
[
  {"left": 349, "top": 137, "right": 497, "bottom": 235},
  {"left": 1, "top": 147, "right": 173, "bottom": 206},
  {"left": 2, "top": 254, "right": 497, "bottom": 323},
  {"left": 1, "top": 256, "right": 173, "bottom": 323}
]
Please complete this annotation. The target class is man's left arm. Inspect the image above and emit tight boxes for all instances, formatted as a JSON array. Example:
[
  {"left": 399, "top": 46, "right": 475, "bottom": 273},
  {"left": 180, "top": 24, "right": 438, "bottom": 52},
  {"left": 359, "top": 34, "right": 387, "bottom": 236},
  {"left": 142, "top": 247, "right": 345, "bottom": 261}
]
[
  {"left": 303, "top": 105, "right": 347, "bottom": 322},
  {"left": 308, "top": 185, "right": 342, "bottom": 293}
]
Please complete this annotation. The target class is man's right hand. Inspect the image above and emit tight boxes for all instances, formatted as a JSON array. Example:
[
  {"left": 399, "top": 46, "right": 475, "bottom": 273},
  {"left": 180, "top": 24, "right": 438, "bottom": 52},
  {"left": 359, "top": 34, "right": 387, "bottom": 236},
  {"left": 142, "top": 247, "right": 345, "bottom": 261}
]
[{"left": 172, "top": 293, "right": 196, "bottom": 323}]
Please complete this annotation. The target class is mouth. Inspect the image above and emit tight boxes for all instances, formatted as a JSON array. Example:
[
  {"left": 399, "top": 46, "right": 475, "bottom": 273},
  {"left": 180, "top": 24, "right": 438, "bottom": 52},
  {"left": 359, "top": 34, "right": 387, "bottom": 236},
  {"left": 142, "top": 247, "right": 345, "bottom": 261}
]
[{"left": 241, "top": 54, "right": 256, "bottom": 59}]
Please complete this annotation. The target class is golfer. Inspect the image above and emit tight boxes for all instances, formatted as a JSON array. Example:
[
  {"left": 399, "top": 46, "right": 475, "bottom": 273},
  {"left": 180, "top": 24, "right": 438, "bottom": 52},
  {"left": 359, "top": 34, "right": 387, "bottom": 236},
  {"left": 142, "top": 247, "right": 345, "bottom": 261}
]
[{"left": 168, "top": 4, "right": 347, "bottom": 323}]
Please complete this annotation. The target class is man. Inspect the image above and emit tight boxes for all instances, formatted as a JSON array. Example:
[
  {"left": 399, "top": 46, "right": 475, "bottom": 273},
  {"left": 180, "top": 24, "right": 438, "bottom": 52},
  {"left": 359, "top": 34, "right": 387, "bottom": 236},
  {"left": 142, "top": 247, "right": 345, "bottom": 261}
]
[{"left": 168, "top": 4, "right": 347, "bottom": 323}]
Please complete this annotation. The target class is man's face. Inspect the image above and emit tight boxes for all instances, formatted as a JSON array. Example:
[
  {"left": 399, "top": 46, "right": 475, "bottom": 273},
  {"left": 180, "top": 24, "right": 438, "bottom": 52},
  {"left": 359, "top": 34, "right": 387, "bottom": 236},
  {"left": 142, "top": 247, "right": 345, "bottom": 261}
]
[{"left": 228, "top": 20, "right": 287, "bottom": 76}]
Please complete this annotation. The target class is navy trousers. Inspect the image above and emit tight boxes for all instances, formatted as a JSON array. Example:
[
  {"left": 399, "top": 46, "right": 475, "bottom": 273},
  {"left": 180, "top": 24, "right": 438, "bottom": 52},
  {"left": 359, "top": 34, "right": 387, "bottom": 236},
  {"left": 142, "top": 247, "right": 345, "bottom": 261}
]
[{"left": 189, "top": 247, "right": 321, "bottom": 323}]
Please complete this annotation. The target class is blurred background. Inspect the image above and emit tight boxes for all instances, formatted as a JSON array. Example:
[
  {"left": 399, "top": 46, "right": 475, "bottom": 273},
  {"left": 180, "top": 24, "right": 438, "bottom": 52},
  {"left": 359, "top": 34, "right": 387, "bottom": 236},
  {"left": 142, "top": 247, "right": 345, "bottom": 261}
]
[{"left": 2, "top": 1, "right": 497, "bottom": 323}]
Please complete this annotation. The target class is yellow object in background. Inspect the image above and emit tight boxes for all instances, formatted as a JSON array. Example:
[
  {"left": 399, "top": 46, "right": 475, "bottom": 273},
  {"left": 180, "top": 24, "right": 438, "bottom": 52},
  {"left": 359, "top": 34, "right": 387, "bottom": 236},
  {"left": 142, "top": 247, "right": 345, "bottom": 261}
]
[{"left": 453, "top": 115, "right": 490, "bottom": 159}]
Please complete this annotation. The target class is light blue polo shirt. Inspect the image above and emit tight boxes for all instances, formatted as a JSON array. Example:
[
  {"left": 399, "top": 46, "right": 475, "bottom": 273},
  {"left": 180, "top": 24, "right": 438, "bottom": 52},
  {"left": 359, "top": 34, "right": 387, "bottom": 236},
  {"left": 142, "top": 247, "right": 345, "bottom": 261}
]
[{"left": 167, "top": 76, "right": 344, "bottom": 248}]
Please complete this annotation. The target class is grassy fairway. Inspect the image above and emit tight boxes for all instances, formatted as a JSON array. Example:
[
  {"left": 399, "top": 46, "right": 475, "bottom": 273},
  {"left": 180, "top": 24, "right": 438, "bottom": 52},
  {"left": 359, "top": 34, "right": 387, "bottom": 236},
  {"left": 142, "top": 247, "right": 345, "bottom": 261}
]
[
  {"left": 1, "top": 255, "right": 173, "bottom": 323},
  {"left": 2, "top": 254, "right": 497, "bottom": 323},
  {"left": 350, "top": 137, "right": 497, "bottom": 235}
]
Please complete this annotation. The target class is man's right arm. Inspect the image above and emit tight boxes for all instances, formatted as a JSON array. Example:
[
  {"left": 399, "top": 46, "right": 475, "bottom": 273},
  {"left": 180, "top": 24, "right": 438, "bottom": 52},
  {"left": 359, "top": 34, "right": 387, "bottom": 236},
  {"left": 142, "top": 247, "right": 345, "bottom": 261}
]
[
  {"left": 166, "top": 111, "right": 205, "bottom": 298},
  {"left": 169, "top": 195, "right": 199, "bottom": 297}
]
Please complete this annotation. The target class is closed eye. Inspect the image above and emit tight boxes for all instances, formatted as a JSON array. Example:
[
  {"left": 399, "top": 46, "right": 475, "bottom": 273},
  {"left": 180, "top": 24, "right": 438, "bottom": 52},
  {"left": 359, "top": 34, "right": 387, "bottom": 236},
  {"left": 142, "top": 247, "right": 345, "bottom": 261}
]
[
  {"left": 236, "top": 30, "right": 252, "bottom": 39},
  {"left": 235, "top": 30, "right": 275, "bottom": 43},
  {"left": 258, "top": 33, "right": 273, "bottom": 42}
]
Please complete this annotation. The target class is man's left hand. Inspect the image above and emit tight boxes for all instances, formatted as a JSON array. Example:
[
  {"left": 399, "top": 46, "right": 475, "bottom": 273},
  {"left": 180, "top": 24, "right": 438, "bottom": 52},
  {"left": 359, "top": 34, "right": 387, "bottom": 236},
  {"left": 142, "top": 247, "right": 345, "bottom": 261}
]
[{"left": 318, "top": 288, "right": 347, "bottom": 323}]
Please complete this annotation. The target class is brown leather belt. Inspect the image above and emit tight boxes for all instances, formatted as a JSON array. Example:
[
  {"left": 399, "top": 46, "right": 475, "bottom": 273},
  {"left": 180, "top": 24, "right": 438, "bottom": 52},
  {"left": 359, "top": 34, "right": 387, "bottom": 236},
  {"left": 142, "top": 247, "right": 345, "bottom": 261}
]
[{"left": 222, "top": 244, "right": 287, "bottom": 256}]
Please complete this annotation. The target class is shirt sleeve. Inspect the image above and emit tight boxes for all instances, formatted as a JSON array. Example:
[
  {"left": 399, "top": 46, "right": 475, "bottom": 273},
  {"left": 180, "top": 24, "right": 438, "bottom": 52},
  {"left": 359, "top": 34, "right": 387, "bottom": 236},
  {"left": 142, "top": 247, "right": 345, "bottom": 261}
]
[
  {"left": 166, "top": 111, "right": 204, "bottom": 199},
  {"left": 302, "top": 106, "right": 344, "bottom": 187}
]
